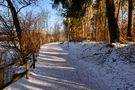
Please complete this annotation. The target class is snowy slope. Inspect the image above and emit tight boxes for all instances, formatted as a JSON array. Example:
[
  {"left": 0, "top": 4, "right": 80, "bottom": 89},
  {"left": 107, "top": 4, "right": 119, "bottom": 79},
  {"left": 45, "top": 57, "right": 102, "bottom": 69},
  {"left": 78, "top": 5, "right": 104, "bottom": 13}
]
[{"left": 60, "top": 42, "right": 135, "bottom": 90}]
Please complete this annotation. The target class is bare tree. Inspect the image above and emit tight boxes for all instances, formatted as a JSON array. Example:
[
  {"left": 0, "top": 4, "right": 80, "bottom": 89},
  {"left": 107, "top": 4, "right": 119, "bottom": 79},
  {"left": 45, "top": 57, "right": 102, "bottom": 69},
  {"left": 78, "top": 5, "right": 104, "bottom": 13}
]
[{"left": 0, "top": 0, "right": 39, "bottom": 80}]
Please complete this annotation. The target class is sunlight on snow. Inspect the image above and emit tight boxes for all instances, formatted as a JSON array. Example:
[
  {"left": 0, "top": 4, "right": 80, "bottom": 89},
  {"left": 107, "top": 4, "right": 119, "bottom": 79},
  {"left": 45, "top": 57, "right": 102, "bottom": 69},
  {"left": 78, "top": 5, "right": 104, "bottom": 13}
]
[
  {"left": 30, "top": 72, "right": 89, "bottom": 90},
  {"left": 43, "top": 65, "right": 75, "bottom": 70},
  {"left": 38, "top": 56, "right": 66, "bottom": 62},
  {"left": 41, "top": 51, "right": 68, "bottom": 55}
]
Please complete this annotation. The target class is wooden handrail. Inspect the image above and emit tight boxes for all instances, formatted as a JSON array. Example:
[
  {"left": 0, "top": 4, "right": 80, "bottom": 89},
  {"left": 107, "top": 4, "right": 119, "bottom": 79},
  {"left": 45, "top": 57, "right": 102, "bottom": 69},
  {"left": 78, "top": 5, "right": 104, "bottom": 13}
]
[
  {"left": 0, "top": 61, "right": 16, "bottom": 69},
  {"left": 0, "top": 62, "right": 34, "bottom": 89}
]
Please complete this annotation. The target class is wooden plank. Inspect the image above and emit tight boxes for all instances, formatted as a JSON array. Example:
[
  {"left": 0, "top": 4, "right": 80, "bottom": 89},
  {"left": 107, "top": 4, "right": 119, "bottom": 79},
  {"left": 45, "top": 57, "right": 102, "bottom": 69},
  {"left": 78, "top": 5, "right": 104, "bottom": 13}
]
[
  {"left": 0, "top": 69, "right": 4, "bottom": 87},
  {"left": 0, "top": 61, "right": 16, "bottom": 69},
  {"left": 0, "top": 69, "right": 28, "bottom": 90},
  {"left": 0, "top": 62, "right": 34, "bottom": 89}
]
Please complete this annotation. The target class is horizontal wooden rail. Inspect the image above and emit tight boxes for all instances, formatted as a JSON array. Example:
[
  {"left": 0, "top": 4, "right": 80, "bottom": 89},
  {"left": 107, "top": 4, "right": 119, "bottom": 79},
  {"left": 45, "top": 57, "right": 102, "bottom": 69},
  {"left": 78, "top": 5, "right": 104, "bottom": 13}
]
[
  {"left": 0, "top": 63, "right": 34, "bottom": 90},
  {"left": 0, "top": 61, "right": 16, "bottom": 69}
]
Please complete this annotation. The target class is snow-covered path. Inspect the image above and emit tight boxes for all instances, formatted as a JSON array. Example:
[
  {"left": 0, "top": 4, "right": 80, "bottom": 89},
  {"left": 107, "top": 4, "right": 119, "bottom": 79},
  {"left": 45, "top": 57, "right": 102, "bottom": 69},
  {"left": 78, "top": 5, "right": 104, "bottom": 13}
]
[
  {"left": 5, "top": 43, "right": 97, "bottom": 90},
  {"left": 5, "top": 42, "right": 135, "bottom": 90}
]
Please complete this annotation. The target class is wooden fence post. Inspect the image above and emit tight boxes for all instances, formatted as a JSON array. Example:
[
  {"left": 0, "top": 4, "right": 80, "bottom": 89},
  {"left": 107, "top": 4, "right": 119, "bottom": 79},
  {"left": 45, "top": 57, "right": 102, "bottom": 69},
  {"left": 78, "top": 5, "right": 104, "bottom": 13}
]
[
  {"left": 26, "top": 61, "right": 30, "bottom": 79},
  {"left": 0, "top": 68, "right": 4, "bottom": 87}
]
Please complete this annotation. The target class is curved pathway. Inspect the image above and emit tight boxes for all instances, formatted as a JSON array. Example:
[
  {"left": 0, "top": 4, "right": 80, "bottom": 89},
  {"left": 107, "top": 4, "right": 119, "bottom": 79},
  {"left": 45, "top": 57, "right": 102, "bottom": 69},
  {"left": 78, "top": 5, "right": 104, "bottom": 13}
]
[{"left": 5, "top": 43, "right": 101, "bottom": 90}]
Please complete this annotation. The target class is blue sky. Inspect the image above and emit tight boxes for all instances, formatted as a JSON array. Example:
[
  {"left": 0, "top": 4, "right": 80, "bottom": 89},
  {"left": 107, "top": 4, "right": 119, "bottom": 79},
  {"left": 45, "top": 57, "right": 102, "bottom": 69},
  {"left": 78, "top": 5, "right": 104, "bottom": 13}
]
[
  {"left": 0, "top": 0, "right": 64, "bottom": 30},
  {"left": 22, "top": 0, "right": 64, "bottom": 30},
  {"left": 38, "top": 0, "right": 64, "bottom": 29}
]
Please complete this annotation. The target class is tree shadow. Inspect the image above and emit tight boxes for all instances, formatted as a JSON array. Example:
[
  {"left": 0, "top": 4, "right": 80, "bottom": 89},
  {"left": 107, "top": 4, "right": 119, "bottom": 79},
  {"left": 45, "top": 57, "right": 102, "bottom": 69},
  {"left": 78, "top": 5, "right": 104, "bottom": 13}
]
[{"left": 5, "top": 43, "right": 94, "bottom": 90}]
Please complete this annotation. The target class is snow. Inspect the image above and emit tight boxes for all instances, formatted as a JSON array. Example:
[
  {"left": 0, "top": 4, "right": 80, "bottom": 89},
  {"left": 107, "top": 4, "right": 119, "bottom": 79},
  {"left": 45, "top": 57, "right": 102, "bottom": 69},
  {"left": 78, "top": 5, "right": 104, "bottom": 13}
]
[
  {"left": 4, "top": 42, "right": 135, "bottom": 90},
  {"left": 61, "top": 42, "right": 135, "bottom": 90},
  {"left": 4, "top": 43, "right": 92, "bottom": 90},
  {"left": 0, "top": 48, "right": 17, "bottom": 84}
]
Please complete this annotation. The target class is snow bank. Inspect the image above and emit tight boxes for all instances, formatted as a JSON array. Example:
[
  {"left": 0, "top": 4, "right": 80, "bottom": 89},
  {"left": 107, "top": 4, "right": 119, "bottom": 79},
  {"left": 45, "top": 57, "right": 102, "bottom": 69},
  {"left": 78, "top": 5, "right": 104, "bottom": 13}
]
[{"left": 60, "top": 42, "right": 135, "bottom": 90}]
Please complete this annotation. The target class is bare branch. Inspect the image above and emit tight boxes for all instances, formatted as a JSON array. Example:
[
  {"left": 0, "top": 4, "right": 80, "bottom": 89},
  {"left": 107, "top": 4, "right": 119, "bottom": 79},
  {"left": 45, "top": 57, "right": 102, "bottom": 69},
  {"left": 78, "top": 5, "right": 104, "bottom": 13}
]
[{"left": 17, "top": 3, "right": 31, "bottom": 13}]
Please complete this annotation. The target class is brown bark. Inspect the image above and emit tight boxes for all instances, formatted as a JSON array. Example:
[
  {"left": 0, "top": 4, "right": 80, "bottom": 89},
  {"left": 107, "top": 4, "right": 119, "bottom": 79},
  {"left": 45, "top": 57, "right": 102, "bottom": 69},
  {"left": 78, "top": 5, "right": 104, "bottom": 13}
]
[
  {"left": 6, "top": 0, "right": 22, "bottom": 40},
  {"left": 106, "top": 0, "right": 120, "bottom": 43},
  {"left": 127, "top": 0, "right": 133, "bottom": 37},
  {"left": 115, "top": 1, "right": 121, "bottom": 21},
  {"left": 32, "top": 53, "right": 36, "bottom": 69},
  {"left": 0, "top": 69, "right": 4, "bottom": 87},
  {"left": 26, "top": 61, "right": 30, "bottom": 79},
  {"left": 67, "top": 17, "right": 71, "bottom": 41}
]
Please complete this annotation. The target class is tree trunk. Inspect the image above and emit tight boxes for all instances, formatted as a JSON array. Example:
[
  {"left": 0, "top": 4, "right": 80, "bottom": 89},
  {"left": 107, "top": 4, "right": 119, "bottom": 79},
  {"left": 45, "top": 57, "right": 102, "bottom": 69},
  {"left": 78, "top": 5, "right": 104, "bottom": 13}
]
[
  {"left": 115, "top": 0, "right": 121, "bottom": 21},
  {"left": 6, "top": 0, "right": 22, "bottom": 39},
  {"left": 26, "top": 61, "right": 30, "bottom": 79},
  {"left": 106, "top": 0, "right": 120, "bottom": 43},
  {"left": 67, "top": 17, "right": 70, "bottom": 42},
  {"left": 0, "top": 69, "right": 4, "bottom": 87},
  {"left": 82, "top": 21, "right": 85, "bottom": 40},
  {"left": 32, "top": 53, "right": 36, "bottom": 69},
  {"left": 127, "top": 0, "right": 133, "bottom": 37}
]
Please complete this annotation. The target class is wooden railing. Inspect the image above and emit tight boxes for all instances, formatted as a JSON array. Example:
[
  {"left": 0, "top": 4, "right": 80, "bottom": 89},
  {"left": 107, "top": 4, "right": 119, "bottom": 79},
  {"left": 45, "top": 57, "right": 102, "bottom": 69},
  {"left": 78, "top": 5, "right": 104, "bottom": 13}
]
[
  {"left": 0, "top": 61, "right": 16, "bottom": 69},
  {"left": 0, "top": 54, "right": 36, "bottom": 90}
]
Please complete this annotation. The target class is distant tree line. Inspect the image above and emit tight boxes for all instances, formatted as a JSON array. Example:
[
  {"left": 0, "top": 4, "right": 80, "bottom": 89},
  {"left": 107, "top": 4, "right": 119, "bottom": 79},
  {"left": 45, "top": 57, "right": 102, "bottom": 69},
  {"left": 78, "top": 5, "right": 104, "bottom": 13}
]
[{"left": 52, "top": 0, "right": 135, "bottom": 44}]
